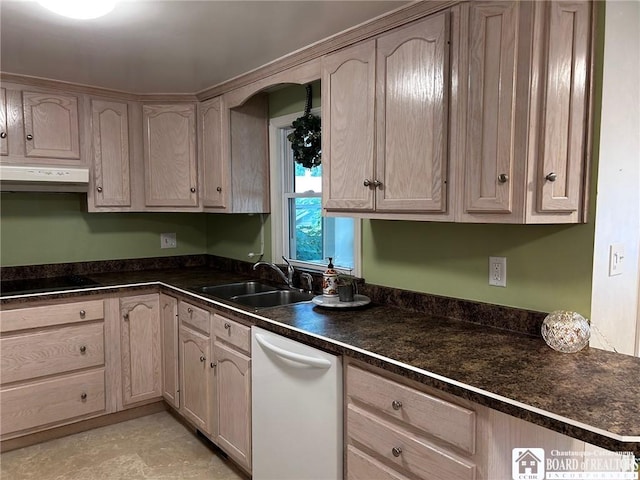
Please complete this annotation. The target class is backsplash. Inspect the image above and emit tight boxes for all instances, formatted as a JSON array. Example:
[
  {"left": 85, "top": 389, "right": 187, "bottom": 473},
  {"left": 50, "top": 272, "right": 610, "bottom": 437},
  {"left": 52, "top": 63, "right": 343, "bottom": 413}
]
[{"left": 1, "top": 254, "right": 546, "bottom": 336}]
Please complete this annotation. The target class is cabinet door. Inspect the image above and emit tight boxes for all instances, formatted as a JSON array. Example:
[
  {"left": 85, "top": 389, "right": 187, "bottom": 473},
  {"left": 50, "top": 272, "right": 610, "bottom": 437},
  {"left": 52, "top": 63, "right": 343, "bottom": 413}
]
[
  {"left": 143, "top": 104, "right": 198, "bottom": 207},
  {"left": 535, "top": 1, "right": 590, "bottom": 214},
  {"left": 179, "top": 325, "right": 211, "bottom": 433},
  {"left": 91, "top": 99, "right": 131, "bottom": 207},
  {"left": 120, "top": 294, "right": 162, "bottom": 407},
  {"left": 160, "top": 294, "right": 179, "bottom": 409},
  {"left": 213, "top": 341, "right": 251, "bottom": 471},
  {"left": 22, "top": 91, "right": 80, "bottom": 160},
  {"left": 200, "top": 96, "right": 228, "bottom": 210},
  {"left": 322, "top": 40, "right": 376, "bottom": 212},
  {"left": 0, "top": 88, "right": 7, "bottom": 156},
  {"left": 462, "top": 2, "right": 520, "bottom": 216},
  {"left": 375, "top": 13, "right": 449, "bottom": 213}
]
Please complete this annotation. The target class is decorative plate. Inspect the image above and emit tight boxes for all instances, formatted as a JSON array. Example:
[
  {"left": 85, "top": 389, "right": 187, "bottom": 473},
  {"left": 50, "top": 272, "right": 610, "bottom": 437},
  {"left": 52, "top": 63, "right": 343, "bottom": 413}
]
[{"left": 312, "top": 294, "right": 371, "bottom": 309}]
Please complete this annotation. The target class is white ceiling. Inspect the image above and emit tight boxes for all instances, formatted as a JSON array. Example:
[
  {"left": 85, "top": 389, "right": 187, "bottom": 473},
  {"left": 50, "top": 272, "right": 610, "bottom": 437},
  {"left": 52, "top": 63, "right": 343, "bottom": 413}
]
[{"left": 0, "top": 0, "right": 406, "bottom": 94}]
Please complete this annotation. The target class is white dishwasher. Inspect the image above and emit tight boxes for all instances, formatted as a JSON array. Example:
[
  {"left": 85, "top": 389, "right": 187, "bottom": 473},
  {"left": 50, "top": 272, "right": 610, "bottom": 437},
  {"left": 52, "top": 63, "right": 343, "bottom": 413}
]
[{"left": 251, "top": 326, "right": 343, "bottom": 480}]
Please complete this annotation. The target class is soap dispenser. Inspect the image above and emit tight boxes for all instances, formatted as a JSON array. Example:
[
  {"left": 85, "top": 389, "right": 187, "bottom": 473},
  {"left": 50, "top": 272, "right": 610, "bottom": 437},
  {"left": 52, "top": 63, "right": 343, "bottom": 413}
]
[{"left": 322, "top": 257, "right": 339, "bottom": 303}]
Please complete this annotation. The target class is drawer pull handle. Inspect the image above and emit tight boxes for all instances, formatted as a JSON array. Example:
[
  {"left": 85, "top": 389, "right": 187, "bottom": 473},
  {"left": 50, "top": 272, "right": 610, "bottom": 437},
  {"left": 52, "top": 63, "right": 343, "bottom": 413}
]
[
  {"left": 187, "top": 307, "right": 193, "bottom": 314},
  {"left": 79, "top": 345, "right": 87, "bottom": 354},
  {"left": 392, "top": 400, "right": 402, "bottom": 410},
  {"left": 224, "top": 322, "right": 231, "bottom": 330},
  {"left": 200, "top": 355, "right": 206, "bottom": 362},
  {"left": 80, "top": 392, "right": 87, "bottom": 400},
  {"left": 79, "top": 310, "right": 86, "bottom": 318},
  {"left": 392, "top": 447, "right": 402, "bottom": 457}
]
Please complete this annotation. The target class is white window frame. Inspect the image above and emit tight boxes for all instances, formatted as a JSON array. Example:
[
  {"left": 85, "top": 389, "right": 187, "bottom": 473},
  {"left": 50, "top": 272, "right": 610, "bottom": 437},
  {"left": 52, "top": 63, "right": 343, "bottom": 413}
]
[{"left": 269, "top": 109, "right": 361, "bottom": 276}]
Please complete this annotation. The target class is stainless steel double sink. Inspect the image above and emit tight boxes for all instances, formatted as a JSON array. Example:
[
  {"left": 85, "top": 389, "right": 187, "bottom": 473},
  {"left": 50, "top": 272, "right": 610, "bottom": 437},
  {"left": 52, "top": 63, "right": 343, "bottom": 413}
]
[{"left": 191, "top": 281, "right": 314, "bottom": 309}]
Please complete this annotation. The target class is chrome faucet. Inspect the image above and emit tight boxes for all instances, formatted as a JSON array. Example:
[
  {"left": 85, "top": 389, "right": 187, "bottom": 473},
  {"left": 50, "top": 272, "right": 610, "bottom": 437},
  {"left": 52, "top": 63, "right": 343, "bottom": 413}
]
[{"left": 253, "top": 256, "right": 294, "bottom": 288}]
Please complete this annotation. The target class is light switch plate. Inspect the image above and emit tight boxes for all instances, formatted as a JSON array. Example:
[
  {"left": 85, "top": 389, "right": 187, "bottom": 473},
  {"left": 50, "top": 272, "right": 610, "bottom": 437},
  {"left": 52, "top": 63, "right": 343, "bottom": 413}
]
[{"left": 608, "top": 243, "right": 624, "bottom": 276}]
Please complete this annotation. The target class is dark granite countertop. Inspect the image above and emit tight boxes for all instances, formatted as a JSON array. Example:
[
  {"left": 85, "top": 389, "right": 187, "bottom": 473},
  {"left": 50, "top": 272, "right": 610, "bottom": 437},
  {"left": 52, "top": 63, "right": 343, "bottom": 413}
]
[{"left": 2, "top": 265, "right": 639, "bottom": 454}]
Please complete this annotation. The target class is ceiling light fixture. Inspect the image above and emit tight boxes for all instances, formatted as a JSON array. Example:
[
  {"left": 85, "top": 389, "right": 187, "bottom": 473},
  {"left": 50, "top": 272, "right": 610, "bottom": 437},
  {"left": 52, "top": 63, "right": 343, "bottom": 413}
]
[{"left": 37, "top": 1, "right": 116, "bottom": 20}]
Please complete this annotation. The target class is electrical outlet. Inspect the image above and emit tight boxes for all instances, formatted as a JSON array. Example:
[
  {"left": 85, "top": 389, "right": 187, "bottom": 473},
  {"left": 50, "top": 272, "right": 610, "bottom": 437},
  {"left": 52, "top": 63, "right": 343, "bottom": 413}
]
[
  {"left": 161, "top": 232, "right": 177, "bottom": 249},
  {"left": 489, "top": 256, "right": 507, "bottom": 287}
]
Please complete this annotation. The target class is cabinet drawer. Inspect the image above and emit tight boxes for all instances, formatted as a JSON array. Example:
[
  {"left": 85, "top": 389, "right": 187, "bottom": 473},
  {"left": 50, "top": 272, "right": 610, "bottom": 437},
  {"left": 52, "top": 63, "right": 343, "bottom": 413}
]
[
  {"left": 1, "top": 322, "right": 104, "bottom": 385},
  {"left": 1, "top": 300, "right": 104, "bottom": 333},
  {"left": 0, "top": 368, "right": 106, "bottom": 436},
  {"left": 347, "top": 365, "right": 476, "bottom": 453},
  {"left": 212, "top": 314, "right": 250, "bottom": 353},
  {"left": 179, "top": 301, "right": 210, "bottom": 335},
  {"left": 348, "top": 445, "right": 411, "bottom": 480},
  {"left": 348, "top": 404, "right": 475, "bottom": 480}
]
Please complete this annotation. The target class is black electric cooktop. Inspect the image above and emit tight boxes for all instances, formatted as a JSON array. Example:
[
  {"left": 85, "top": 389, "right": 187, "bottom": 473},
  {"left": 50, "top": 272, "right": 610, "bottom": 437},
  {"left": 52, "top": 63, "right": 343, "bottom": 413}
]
[{"left": 0, "top": 275, "right": 102, "bottom": 296}]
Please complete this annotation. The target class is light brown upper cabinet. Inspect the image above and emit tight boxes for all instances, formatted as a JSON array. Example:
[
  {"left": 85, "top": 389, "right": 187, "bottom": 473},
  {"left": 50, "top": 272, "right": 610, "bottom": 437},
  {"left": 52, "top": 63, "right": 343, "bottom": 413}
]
[
  {"left": 22, "top": 91, "right": 81, "bottom": 161},
  {"left": 89, "top": 99, "right": 131, "bottom": 208},
  {"left": 457, "top": 0, "right": 592, "bottom": 223},
  {"left": 0, "top": 88, "right": 7, "bottom": 156},
  {"left": 0, "top": 87, "right": 84, "bottom": 166},
  {"left": 142, "top": 103, "right": 198, "bottom": 208},
  {"left": 322, "top": 13, "right": 452, "bottom": 220},
  {"left": 199, "top": 96, "right": 228, "bottom": 210}
]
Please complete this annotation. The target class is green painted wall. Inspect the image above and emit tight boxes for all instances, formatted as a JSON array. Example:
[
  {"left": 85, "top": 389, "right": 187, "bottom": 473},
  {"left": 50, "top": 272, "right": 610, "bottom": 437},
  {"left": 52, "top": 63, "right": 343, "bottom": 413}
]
[
  {"left": 363, "top": 221, "right": 594, "bottom": 314},
  {"left": 268, "top": 80, "right": 321, "bottom": 118},
  {"left": 0, "top": 193, "right": 207, "bottom": 266},
  {"left": 206, "top": 213, "right": 272, "bottom": 262}
]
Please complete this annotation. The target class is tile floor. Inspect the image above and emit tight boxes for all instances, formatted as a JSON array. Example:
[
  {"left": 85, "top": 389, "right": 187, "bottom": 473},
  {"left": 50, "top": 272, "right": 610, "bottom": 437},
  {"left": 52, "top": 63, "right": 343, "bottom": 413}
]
[{"left": 0, "top": 411, "right": 247, "bottom": 480}]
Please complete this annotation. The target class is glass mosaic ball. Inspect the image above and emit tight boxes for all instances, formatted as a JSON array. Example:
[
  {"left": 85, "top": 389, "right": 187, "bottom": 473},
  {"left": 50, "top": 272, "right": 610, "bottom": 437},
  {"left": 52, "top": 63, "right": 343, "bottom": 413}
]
[{"left": 541, "top": 310, "right": 591, "bottom": 353}]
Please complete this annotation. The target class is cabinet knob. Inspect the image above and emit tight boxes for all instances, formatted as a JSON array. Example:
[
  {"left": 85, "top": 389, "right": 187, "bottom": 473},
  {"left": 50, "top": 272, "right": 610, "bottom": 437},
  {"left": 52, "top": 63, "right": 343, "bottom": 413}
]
[
  {"left": 373, "top": 180, "right": 383, "bottom": 189},
  {"left": 391, "top": 400, "right": 402, "bottom": 410},
  {"left": 0, "top": 132, "right": 6, "bottom": 139},
  {"left": 545, "top": 172, "right": 558, "bottom": 182},
  {"left": 187, "top": 307, "right": 193, "bottom": 314},
  {"left": 392, "top": 447, "right": 402, "bottom": 457},
  {"left": 80, "top": 345, "right": 87, "bottom": 354},
  {"left": 363, "top": 179, "right": 372, "bottom": 187},
  {"left": 97, "top": 186, "right": 103, "bottom": 193},
  {"left": 210, "top": 362, "right": 217, "bottom": 368},
  {"left": 123, "top": 313, "right": 129, "bottom": 321},
  {"left": 224, "top": 322, "right": 231, "bottom": 330},
  {"left": 216, "top": 186, "right": 222, "bottom": 192},
  {"left": 80, "top": 392, "right": 87, "bottom": 400},
  {"left": 190, "top": 187, "right": 196, "bottom": 193},
  {"left": 79, "top": 310, "right": 86, "bottom": 318},
  {"left": 497, "top": 173, "right": 509, "bottom": 183},
  {"left": 200, "top": 355, "right": 206, "bottom": 362},
  {"left": 26, "top": 134, "right": 33, "bottom": 141}
]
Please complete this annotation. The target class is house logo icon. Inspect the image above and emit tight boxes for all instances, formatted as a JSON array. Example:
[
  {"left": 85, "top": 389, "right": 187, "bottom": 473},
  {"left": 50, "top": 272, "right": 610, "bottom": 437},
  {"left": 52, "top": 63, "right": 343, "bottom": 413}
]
[{"left": 512, "top": 448, "right": 545, "bottom": 480}]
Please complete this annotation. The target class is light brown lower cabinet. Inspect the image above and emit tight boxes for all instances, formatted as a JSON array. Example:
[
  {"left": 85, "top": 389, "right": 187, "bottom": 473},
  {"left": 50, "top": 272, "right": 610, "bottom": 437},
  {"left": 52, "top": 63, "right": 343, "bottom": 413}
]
[
  {"left": 120, "top": 294, "right": 162, "bottom": 407},
  {"left": 0, "top": 299, "right": 111, "bottom": 440},
  {"left": 345, "top": 359, "right": 592, "bottom": 480},
  {"left": 212, "top": 338, "right": 251, "bottom": 470},
  {"left": 177, "top": 299, "right": 212, "bottom": 433},
  {"left": 160, "top": 294, "right": 179, "bottom": 409}
]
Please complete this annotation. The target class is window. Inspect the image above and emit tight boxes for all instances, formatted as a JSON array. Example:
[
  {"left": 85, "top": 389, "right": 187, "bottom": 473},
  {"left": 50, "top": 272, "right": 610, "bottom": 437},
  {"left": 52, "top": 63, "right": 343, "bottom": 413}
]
[{"left": 270, "top": 110, "right": 360, "bottom": 274}]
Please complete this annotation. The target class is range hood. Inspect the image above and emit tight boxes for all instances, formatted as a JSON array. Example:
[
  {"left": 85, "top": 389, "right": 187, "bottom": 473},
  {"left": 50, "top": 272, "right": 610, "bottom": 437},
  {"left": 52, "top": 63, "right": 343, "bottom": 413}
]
[{"left": 0, "top": 165, "right": 89, "bottom": 192}]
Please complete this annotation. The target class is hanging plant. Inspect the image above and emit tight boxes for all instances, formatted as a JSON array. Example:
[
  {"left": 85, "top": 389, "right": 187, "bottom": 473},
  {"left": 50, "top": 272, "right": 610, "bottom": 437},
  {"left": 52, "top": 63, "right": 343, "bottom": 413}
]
[{"left": 287, "top": 84, "right": 321, "bottom": 169}]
